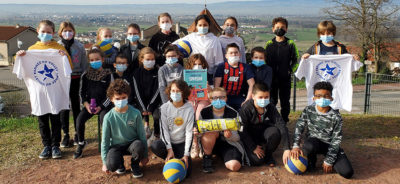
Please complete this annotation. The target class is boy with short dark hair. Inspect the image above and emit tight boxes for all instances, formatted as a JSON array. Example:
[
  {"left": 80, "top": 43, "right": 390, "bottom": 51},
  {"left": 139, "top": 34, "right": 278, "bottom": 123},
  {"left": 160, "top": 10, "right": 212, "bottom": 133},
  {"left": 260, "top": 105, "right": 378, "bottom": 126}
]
[
  {"left": 214, "top": 43, "right": 255, "bottom": 111},
  {"left": 101, "top": 79, "right": 148, "bottom": 178},
  {"left": 239, "top": 83, "right": 291, "bottom": 167},
  {"left": 290, "top": 81, "right": 353, "bottom": 179},
  {"left": 265, "top": 17, "right": 299, "bottom": 123},
  {"left": 250, "top": 47, "right": 273, "bottom": 89}
]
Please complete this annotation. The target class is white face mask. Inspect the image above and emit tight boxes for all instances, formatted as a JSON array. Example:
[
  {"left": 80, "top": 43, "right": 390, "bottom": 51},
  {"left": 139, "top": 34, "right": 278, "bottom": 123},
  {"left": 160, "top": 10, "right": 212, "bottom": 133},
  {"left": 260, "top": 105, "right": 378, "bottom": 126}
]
[
  {"left": 228, "top": 56, "right": 240, "bottom": 65},
  {"left": 62, "top": 31, "right": 74, "bottom": 40},
  {"left": 192, "top": 65, "right": 203, "bottom": 70},
  {"left": 143, "top": 60, "right": 155, "bottom": 69},
  {"left": 160, "top": 23, "right": 172, "bottom": 31}
]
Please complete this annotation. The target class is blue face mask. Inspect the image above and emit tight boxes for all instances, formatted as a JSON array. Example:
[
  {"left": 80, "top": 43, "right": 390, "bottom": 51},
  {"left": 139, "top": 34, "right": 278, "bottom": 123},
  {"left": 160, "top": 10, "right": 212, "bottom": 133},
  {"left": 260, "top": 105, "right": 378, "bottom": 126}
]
[
  {"left": 320, "top": 35, "right": 334, "bottom": 43},
  {"left": 90, "top": 60, "right": 102, "bottom": 69},
  {"left": 211, "top": 99, "right": 226, "bottom": 109},
  {"left": 170, "top": 92, "right": 182, "bottom": 102},
  {"left": 127, "top": 35, "right": 140, "bottom": 42},
  {"left": 37, "top": 33, "right": 53, "bottom": 42},
  {"left": 315, "top": 98, "right": 332, "bottom": 108},
  {"left": 252, "top": 59, "right": 265, "bottom": 67},
  {"left": 102, "top": 38, "right": 113, "bottom": 43},
  {"left": 114, "top": 99, "right": 128, "bottom": 109},
  {"left": 115, "top": 64, "right": 127, "bottom": 72},
  {"left": 256, "top": 99, "right": 270, "bottom": 108},
  {"left": 197, "top": 26, "right": 209, "bottom": 35},
  {"left": 166, "top": 57, "right": 178, "bottom": 65}
]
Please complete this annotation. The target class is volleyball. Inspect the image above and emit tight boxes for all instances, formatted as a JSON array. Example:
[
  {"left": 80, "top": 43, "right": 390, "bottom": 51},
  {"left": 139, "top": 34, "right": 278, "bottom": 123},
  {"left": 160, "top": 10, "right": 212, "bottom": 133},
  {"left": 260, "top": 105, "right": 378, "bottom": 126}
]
[
  {"left": 163, "top": 159, "right": 187, "bottom": 183},
  {"left": 285, "top": 155, "right": 308, "bottom": 174},
  {"left": 97, "top": 40, "right": 114, "bottom": 56},
  {"left": 176, "top": 40, "right": 192, "bottom": 58}
]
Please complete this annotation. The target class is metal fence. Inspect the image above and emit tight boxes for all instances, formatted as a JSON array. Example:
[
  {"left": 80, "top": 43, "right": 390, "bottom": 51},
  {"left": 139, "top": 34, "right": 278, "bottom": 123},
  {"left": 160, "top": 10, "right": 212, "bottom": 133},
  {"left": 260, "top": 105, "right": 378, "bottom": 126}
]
[
  {"left": 0, "top": 78, "right": 30, "bottom": 116},
  {"left": 292, "top": 72, "right": 400, "bottom": 116}
]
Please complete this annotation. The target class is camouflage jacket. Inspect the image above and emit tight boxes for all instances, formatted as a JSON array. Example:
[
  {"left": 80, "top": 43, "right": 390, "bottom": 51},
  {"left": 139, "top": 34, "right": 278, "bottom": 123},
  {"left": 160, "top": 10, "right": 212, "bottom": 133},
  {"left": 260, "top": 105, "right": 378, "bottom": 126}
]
[{"left": 293, "top": 105, "right": 343, "bottom": 165}]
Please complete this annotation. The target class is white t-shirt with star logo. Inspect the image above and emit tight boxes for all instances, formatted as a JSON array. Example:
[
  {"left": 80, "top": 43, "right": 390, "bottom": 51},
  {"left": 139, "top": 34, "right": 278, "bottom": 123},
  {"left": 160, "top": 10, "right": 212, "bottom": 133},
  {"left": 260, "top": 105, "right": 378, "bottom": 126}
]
[
  {"left": 13, "top": 49, "right": 72, "bottom": 116},
  {"left": 295, "top": 54, "right": 363, "bottom": 111}
]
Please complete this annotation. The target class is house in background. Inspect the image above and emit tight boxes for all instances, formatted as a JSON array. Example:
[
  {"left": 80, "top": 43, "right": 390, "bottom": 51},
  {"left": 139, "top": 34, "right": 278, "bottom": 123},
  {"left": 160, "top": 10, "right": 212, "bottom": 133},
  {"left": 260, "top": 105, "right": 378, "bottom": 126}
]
[{"left": 0, "top": 25, "right": 37, "bottom": 66}]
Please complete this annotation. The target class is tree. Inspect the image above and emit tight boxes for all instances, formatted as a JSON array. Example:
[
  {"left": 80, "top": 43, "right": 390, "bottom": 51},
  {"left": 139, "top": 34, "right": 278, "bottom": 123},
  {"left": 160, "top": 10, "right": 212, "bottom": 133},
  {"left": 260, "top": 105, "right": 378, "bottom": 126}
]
[{"left": 324, "top": 0, "right": 399, "bottom": 73}]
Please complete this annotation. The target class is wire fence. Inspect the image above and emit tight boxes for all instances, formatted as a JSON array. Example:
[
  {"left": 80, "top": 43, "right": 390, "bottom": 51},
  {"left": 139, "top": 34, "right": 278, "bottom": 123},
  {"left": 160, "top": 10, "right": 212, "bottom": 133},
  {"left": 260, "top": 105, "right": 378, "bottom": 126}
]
[{"left": 0, "top": 70, "right": 399, "bottom": 116}]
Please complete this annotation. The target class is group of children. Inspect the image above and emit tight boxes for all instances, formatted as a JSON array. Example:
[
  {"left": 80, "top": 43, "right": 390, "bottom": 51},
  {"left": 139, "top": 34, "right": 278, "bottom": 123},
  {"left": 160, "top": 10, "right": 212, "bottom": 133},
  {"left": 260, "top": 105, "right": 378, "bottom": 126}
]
[{"left": 16, "top": 13, "right": 355, "bottom": 179}]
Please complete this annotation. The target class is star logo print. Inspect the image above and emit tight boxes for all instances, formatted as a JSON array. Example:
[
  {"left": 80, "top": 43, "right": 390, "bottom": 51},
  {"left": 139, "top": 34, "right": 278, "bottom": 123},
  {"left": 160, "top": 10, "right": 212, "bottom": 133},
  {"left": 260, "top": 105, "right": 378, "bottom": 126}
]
[
  {"left": 320, "top": 64, "right": 336, "bottom": 76},
  {"left": 38, "top": 64, "right": 54, "bottom": 81}
]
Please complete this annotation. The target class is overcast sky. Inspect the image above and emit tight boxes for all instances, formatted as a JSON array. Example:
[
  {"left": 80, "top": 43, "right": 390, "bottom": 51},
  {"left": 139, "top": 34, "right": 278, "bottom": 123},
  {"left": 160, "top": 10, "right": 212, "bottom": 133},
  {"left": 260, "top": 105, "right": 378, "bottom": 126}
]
[{"left": 0, "top": 0, "right": 258, "bottom": 5}]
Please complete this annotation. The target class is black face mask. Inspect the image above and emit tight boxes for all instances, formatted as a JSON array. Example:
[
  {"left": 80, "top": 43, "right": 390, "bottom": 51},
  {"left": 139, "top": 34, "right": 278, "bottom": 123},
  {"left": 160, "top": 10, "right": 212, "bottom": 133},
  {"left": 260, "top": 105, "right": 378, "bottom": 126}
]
[{"left": 274, "top": 28, "right": 286, "bottom": 37}]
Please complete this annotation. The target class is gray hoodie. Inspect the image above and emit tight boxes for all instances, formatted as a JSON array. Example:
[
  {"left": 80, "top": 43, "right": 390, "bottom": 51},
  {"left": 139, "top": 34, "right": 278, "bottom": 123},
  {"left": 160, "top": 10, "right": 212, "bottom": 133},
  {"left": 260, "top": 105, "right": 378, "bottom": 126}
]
[
  {"left": 158, "top": 63, "right": 183, "bottom": 103},
  {"left": 160, "top": 101, "right": 194, "bottom": 157},
  {"left": 58, "top": 39, "right": 87, "bottom": 75}
]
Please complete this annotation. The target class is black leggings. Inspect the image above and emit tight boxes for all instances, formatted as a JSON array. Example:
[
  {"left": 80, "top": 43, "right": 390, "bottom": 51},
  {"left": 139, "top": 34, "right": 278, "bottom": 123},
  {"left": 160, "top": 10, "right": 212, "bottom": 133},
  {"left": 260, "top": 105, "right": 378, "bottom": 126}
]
[
  {"left": 270, "top": 78, "right": 291, "bottom": 122},
  {"left": 246, "top": 126, "right": 281, "bottom": 166},
  {"left": 213, "top": 138, "right": 242, "bottom": 163},
  {"left": 106, "top": 140, "right": 145, "bottom": 172},
  {"left": 150, "top": 140, "right": 192, "bottom": 177},
  {"left": 76, "top": 107, "right": 109, "bottom": 142},
  {"left": 142, "top": 108, "right": 160, "bottom": 136},
  {"left": 60, "top": 77, "right": 82, "bottom": 136},
  {"left": 38, "top": 113, "right": 61, "bottom": 147},
  {"left": 303, "top": 137, "right": 354, "bottom": 179}
]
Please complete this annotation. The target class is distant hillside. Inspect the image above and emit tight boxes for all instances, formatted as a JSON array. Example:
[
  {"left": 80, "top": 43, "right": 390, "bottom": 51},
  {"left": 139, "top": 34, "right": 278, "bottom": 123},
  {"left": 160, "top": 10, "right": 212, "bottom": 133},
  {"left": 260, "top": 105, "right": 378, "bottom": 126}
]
[{"left": 0, "top": 1, "right": 327, "bottom": 16}]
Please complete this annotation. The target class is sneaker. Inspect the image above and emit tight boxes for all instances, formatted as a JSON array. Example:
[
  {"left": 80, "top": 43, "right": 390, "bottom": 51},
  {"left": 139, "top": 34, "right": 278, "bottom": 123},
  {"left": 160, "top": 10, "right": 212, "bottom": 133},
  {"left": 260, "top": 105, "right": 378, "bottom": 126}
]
[
  {"left": 73, "top": 141, "right": 87, "bottom": 159},
  {"left": 52, "top": 146, "right": 62, "bottom": 159},
  {"left": 265, "top": 155, "right": 276, "bottom": 167},
  {"left": 60, "top": 134, "right": 70, "bottom": 148},
  {"left": 39, "top": 146, "right": 52, "bottom": 159},
  {"left": 116, "top": 165, "right": 126, "bottom": 175},
  {"left": 131, "top": 162, "right": 143, "bottom": 178},
  {"left": 202, "top": 155, "right": 214, "bottom": 173},
  {"left": 73, "top": 134, "right": 78, "bottom": 146}
]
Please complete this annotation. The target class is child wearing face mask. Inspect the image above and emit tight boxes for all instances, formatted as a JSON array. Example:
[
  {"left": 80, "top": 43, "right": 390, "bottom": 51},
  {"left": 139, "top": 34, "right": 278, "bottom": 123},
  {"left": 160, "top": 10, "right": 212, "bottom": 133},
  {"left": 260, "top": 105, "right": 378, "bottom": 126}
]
[
  {"left": 173, "top": 14, "right": 224, "bottom": 85},
  {"left": 74, "top": 48, "right": 113, "bottom": 159},
  {"left": 302, "top": 21, "right": 358, "bottom": 60},
  {"left": 158, "top": 45, "right": 184, "bottom": 104},
  {"left": 15, "top": 19, "right": 72, "bottom": 160},
  {"left": 149, "top": 13, "right": 180, "bottom": 67},
  {"left": 250, "top": 47, "right": 273, "bottom": 89},
  {"left": 239, "top": 83, "right": 291, "bottom": 168},
  {"left": 265, "top": 17, "right": 299, "bottom": 124},
  {"left": 185, "top": 53, "right": 210, "bottom": 158},
  {"left": 111, "top": 54, "right": 132, "bottom": 85},
  {"left": 214, "top": 43, "right": 255, "bottom": 111},
  {"left": 290, "top": 81, "right": 354, "bottom": 179},
  {"left": 150, "top": 79, "right": 194, "bottom": 177},
  {"left": 218, "top": 16, "right": 246, "bottom": 63},
  {"left": 57, "top": 21, "right": 88, "bottom": 148},
  {"left": 96, "top": 27, "right": 118, "bottom": 70},
  {"left": 101, "top": 79, "right": 148, "bottom": 178},
  {"left": 120, "top": 23, "right": 145, "bottom": 74},
  {"left": 130, "top": 47, "right": 161, "bottom": 139}
]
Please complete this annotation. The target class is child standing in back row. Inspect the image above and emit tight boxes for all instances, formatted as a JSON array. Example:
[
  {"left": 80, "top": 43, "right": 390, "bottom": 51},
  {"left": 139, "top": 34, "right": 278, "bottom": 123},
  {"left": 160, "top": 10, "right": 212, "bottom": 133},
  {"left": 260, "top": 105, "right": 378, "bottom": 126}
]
[
  {"left": 96, "top": 27, "right": 118, "bottom": 70},
  {"left": 58, "top": 21, "right": 87, "bottom": 148},
  {"left": 15, "top": 20, "right": 72, "bottom": 159},
  {"left": 219, "top": 16, "right": 246, "bottom": 63},
  {"left": 149, "top": 12, "right": 180, "bottom": 67},
  {"left": 301, "top": 20, "right": 359, "bottom": 60},
  {"left": 265, "top": 17, "right": 299, "bottom": 123}
]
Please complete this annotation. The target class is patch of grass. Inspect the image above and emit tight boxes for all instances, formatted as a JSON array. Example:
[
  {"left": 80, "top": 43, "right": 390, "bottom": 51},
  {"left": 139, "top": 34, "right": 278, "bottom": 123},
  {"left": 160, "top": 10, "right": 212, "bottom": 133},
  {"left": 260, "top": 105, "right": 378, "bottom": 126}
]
[{"left": 0, "top": 116, "right": 100, "bottom": 170}]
